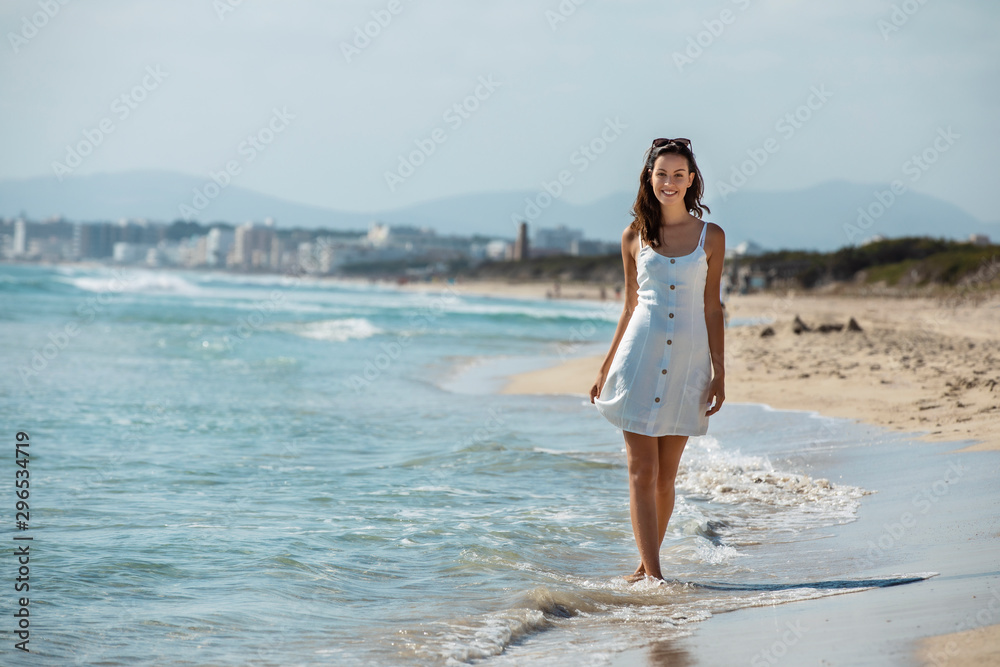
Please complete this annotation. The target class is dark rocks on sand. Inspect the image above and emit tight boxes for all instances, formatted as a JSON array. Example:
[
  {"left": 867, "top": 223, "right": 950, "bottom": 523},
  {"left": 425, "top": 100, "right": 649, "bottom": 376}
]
[
  {"left": 760, "top": 326, "right": 775, "bottom": 337},
  {"left": 792, "top": 315, "right": 811, "bottom": 335},
  {"left": 792, "top": 315, "right": 863, "bottom": 334}
]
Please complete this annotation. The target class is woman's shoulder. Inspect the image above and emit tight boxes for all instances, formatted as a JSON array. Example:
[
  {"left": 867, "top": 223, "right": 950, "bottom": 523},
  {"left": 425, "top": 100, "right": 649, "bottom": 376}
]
[
  {"left": 703, "top": 220, "right": 725, "bottom": 238},
  {"left": 620, "top": 225, "right": 641, "bottom": 251},
  {"left": 702, "top": 221, "right": 726, "bottom": 254},
  {"left": 620, "top": 225, "right": 643, "bottom": 264}
]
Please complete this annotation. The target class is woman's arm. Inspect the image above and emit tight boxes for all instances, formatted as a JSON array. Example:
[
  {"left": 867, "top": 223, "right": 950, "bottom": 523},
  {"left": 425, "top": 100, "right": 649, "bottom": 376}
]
[
  {"left": 590, "top": 227, "right": 640, "bottom": 402},
  {"left": 703, "top": 222, "right": 726, "bottom": 416}
]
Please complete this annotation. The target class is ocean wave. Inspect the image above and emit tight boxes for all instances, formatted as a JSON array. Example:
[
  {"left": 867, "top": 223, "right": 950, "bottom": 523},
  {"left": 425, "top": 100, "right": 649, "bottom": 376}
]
[
  {"left": 444, "top": 300, "right": 621, "bottom": 323},
  {"left": 274, "top": 317, "right": 382, "bottom": 342},
  {"left": 404, "top": 567, "right": 934, "bottom": 666},
  {"left": 181, "top": 296, "right": 335, "bottom": 316},
  {"left": 379, "top": 289, "right": 620, "bottom": 323},
  {"left": 0, "top": 274, "right": 63, "bottom": 294},
  {"left": 530, "top": 437, "right": 869, "bottom": 536},
  {"left": 401, "top": 583, "right": 604, "bottom": 664},
  {"left": 678, "top": 436, "right": 871, "bottom": 531},
  {"left": 66, "top": 270, "right": 201, "bottom": 295}
]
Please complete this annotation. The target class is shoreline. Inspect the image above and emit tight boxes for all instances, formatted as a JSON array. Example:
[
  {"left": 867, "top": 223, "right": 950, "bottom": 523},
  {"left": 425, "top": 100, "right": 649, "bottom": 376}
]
[
  {"left": 487, "top": 290, "right": 1000, "bottom": 453},
  {"left": 435, "top": 282, "right": 1000, "bottom": 665}
]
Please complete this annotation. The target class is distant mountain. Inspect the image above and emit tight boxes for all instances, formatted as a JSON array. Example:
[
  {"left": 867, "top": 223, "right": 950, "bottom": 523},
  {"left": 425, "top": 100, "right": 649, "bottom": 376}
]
[
  {"left": 0, "top": 170, "right": 373, "bottom": 230},
  {"left": 0, "top": 171, "right": 994, "bottom": 252},
  {"left": 0, "top": 170, "right": 629, "bottom": 239},
  {"left": 708, "top": 180, "right": 996, "bottom": 253},
  {"left": 374, "top": 190, "right": 635, "bottom": 240}
]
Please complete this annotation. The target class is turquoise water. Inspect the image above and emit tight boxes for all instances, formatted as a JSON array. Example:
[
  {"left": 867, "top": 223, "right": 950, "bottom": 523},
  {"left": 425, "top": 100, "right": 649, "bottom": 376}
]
[{"left": 1, "top": 263, "right": 913, "bottom": 665}]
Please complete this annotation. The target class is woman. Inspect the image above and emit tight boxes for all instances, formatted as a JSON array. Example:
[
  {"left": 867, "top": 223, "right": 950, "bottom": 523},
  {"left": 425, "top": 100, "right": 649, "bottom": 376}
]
[{"left": 590, "top": 137, "right": 726, "bottom": 583}]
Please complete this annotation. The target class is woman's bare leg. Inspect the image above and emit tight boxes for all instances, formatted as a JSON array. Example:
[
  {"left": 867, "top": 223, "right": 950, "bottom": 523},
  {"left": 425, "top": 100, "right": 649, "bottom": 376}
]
[
  {"left": 623, "top": 430, "right": 663, "bottom": 580},
  {"left": 631, "top": 435, "right": 689, "bottom": 579}
]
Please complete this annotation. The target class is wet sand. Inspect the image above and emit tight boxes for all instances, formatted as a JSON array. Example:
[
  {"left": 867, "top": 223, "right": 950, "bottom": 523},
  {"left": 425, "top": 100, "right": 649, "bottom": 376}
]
[{"left": 405, "top": 279, "right": 1000, "bottom": 666}]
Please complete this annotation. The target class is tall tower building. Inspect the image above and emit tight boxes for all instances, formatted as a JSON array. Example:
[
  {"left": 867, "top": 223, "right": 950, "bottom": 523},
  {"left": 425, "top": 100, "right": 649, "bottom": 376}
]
[{"left": 513, "top": 221, "right": 529, "bottom": 261}]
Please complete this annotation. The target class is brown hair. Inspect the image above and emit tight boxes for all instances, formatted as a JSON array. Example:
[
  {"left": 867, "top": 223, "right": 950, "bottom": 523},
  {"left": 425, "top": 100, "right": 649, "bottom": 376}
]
[{"left": 630, "top": 141, "right": 710, "bottom": 248}]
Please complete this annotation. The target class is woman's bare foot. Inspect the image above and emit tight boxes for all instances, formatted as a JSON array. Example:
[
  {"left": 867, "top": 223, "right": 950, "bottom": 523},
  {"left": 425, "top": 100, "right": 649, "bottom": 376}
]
[{"left": 626, "top": 561, "right": 666, "bottom": 584}]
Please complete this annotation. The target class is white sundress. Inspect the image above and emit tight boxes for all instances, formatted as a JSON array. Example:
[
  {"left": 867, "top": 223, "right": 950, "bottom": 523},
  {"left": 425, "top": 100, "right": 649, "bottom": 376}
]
[{"left": 594, "top": 221, "right": 713, "bottom": 437}]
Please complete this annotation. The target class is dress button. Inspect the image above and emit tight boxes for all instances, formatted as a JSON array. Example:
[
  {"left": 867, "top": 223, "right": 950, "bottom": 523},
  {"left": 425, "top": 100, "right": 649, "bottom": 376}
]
[
  {"left": 670, "top": 258, "right": 675, "bottom": 264},
  {"left": 654, "top": 397, "right": 660, "bottom": 402},
  {"left": 661, "top": 369, "right": 667, "bottom": 374},
  {"left": 670, "top": 284, "right": 675, "bottom": 290},
  {"left": 669, "top": 313, "right": 674, "bottom": 318},
  {"left": 667, "top": 339, "right": 672, "bottom": 345}
]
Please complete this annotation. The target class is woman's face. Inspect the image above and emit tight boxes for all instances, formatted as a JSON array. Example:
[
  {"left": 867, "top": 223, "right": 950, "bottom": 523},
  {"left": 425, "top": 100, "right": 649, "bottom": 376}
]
[{"left": 649, "top": 153, "right": 695, "bottom": 208}]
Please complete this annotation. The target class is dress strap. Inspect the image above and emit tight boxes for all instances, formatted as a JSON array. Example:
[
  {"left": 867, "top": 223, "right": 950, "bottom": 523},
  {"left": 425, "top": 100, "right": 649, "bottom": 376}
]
[{"left": 698, "top": 221, "right": 708, "bottom": 248}]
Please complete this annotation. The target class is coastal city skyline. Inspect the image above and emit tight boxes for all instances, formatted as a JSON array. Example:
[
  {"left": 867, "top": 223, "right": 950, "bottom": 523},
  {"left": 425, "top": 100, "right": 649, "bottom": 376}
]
[{"left": 0, "top": 215, "right": 619, "bottom": 274}]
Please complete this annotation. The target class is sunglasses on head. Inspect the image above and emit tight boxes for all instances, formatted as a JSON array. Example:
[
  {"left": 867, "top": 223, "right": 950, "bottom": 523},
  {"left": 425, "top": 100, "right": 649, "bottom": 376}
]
[{"left": 651, "top": 137, "right": 691, "bottom": 149}]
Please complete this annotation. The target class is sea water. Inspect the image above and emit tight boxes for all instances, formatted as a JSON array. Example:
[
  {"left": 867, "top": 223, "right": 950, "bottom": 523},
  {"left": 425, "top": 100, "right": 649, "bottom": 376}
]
[{"left": 0, "top": 263, "right": 920, "bottom": 665}]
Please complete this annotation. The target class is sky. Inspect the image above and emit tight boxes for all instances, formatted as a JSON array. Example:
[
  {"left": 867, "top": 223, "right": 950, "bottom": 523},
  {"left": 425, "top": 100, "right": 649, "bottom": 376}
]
[{"left": 1, "top": 0, "right": 997, "bottom": 222}]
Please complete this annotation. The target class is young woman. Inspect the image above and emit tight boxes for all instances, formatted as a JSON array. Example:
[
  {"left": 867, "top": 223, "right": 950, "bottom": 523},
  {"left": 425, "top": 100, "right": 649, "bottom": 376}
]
[{"left": 590, "top": 137, "right": 726, "bottom": 583}]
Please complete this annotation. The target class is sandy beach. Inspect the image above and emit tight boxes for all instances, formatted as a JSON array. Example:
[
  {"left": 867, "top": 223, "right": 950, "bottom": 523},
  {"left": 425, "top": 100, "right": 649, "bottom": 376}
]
[
  {"left": 399, "top": 278, "right": 1000, "bottom": 666},
  {"left": 399, "top": 280, "right": 1000, "bottom": 452}
]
